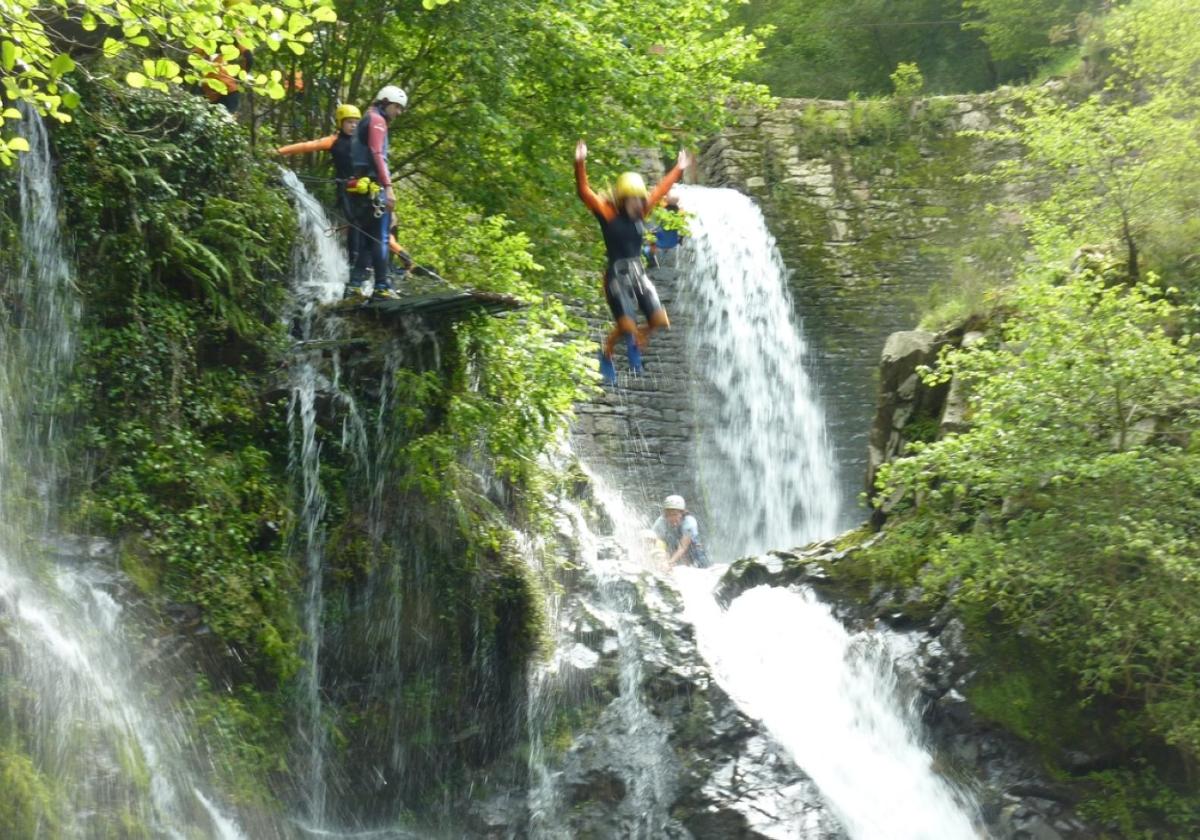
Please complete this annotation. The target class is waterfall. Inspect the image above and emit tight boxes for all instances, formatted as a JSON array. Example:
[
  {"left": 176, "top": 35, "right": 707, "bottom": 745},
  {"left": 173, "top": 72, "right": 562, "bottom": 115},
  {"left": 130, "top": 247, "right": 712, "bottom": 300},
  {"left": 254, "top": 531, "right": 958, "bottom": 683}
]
[
  {"left": 0, "top": 109, "right": 247, "bottom": 839},
  {"left": 556, "top": 185, "right": 984, "bottom": 837},
  {"left": 675, "top": 185, "right": 841, "bottom": 558},
  {"left": 526, "top": 468, "right": 679, "bottom": 839},
  {"left": 280, "top": 169, "right": 355, "bottom": 827},
  {"left": 677, "top": 570, "right": 982, "bottom": 840}
]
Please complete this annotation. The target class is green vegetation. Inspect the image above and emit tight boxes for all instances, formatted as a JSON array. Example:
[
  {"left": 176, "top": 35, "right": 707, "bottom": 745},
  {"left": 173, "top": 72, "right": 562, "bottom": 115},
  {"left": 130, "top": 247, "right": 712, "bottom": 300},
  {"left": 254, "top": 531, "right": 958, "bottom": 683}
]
[
  {"left": 0, "top": 0, "right": 332, "bottom": 163},
  {"left": 735, "top": 0, "right": 1107, "bottom": 98},
  {"left": 857, "top": 1, "right": 1200, "bottom": 830}
]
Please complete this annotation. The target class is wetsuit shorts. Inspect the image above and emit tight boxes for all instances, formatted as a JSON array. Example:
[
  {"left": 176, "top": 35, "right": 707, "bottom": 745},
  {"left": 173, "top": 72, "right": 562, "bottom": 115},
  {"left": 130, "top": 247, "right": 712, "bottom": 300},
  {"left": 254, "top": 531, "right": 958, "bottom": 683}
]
[{"left": 605, "top": 257, "right": 662, "bottom": 322}]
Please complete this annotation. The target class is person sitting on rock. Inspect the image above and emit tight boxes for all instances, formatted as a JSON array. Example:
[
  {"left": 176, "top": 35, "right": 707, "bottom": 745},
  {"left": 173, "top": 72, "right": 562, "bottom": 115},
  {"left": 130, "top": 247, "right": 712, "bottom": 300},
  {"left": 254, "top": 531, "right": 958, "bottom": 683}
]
[
  {"left": 652, "top": 494, "right": 709, "bottom": 568},
  {"left": 574, "top": 140, "right": 690, "bottom": 384}
]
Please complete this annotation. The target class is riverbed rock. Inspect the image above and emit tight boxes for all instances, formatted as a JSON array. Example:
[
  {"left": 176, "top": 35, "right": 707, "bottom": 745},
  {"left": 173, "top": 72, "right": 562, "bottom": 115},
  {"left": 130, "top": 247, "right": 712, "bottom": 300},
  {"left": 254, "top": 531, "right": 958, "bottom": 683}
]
[{"left": 714, "top": 535, "right": 1099, "bottom": 839}]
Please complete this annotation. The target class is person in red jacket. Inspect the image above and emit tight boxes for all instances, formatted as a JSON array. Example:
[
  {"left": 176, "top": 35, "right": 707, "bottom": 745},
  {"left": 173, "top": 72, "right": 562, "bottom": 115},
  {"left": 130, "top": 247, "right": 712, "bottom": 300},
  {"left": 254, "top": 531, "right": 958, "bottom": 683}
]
[
  {"left": 277, "top": 103, "right": 362, "bottom": 265},
  {"left": 575, "top": 140, "right": 690, "bottom": 384},
  {"left": 346, "top": 85, "right": 407, "bottom": 299}
]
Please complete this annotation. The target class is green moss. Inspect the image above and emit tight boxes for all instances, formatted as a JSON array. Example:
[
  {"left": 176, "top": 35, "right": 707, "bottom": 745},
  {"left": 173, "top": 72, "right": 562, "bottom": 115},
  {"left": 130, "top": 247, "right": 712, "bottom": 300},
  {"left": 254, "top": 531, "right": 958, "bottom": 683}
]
[{"left": 0, "top": 749, "right": 61, "bottom": 838}]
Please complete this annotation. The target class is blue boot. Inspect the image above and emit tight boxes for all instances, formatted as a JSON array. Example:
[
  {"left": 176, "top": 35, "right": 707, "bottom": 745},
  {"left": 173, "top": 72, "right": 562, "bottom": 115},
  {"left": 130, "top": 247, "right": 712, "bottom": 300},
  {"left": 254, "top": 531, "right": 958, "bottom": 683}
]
[
  {"left": 626, "top": 335, "right": 644, "bottom": 375},
  {"left": 598, "top": 351, "right": 617, "bottom": 386}
]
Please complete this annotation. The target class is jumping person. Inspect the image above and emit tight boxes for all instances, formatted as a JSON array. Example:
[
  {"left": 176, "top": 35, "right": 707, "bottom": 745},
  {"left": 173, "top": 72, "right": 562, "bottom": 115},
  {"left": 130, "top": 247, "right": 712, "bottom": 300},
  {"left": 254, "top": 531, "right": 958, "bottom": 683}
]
[
  {"left": 652, "top": 494, "right": 710, "bottom": 568},
  {"left": 346, "top": 85, "right": 407, "bottom": 299},
  {"left": 575, "top": 140, "right": 690, "bottom": 384},
  {"left": 277, "top": 103, "right": 362, "bottom": 266}
]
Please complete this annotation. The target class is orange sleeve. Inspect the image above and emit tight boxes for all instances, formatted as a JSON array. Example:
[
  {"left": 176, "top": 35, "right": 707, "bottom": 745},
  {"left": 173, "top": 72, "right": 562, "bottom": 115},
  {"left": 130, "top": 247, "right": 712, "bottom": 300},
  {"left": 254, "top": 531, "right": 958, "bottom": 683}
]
[
  {"left": 276, "top": 135, "right": 337, "bottom": 156},
  {"left": 644, "top": 163, "right": 685, "bottom": 217},
  {"left": 575, "top": 158, "right": 615, "bottom": 221}
]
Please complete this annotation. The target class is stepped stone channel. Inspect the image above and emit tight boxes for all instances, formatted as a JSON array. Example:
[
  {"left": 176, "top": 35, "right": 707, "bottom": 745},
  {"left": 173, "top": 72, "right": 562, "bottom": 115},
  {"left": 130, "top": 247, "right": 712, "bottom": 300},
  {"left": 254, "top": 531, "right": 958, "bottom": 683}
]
[{"left": 572, "top": 257, "right": 707, "bottom": 525}]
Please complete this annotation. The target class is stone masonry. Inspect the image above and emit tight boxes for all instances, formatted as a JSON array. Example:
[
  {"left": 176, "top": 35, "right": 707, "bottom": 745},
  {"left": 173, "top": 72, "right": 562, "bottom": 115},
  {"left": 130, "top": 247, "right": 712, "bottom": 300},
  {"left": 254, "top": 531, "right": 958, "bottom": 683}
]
[
  {"left": 698, "top": 92, "right": 1026, "bottom": 523},
  {"left": 572, "top": 257, "right": 707, "bottom": 523}
]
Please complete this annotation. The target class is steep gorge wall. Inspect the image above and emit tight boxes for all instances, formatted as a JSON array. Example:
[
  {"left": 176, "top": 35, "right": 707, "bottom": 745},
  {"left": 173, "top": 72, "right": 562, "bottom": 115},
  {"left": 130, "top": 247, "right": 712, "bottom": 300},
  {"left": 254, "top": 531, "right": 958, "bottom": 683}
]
[{"left": 697, "top": 91, "right": 1026, "bottom": 521}]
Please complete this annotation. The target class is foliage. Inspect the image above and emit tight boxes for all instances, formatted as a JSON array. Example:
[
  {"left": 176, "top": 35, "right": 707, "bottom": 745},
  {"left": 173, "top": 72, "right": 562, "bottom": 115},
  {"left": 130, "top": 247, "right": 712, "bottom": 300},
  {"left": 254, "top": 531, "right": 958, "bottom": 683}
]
[
  {"left": 974, "top": 0, "right": 1200, "bottom": 293},
  {"left": 190, "top": 678, "right": 290, "bottom": 805},
  {"left": 53, "top": 79, "right": 303, "bottom": 682},
  {"left": 0, "top": 749, "right": 60, "bottom": 838},
  {"left": 266, "top": 0, "right": 765, "bottom": 266},
  {"left": 735, "top": 0, "right": 1111, "bottom": 98},
  {"left": 889, "top": 61, "right": 926, "bottom": 98},
  {"left": 382, "top": 187, "right": 591, "bottom": 519},
  {"left": 962, "top": 0, "right": 1098, "bottom": 64},
  {"left": 870, "top": 265, "right": 1200, "bottom": 828},
  {"left": 0, "top": 0, "right": 334, "bottom": 164},
  {"left": 734, "top": 0, "right": 993, "bottom": 97}
]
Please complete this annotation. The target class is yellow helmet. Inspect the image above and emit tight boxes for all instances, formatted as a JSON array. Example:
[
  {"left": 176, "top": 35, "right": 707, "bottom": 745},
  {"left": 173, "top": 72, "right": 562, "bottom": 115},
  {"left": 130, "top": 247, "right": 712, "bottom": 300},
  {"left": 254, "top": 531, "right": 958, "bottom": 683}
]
[
  {"left": 614, "top": 172, "right": 648, "bottom": 202},
  {"left": 334, "top": 103, "right": 362, "bottom": 124}
]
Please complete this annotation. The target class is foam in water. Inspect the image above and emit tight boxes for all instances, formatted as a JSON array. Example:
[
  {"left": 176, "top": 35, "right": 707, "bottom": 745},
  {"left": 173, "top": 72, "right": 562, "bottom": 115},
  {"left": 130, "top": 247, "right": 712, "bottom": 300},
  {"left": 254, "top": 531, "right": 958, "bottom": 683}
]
[
  {"left": 675, "top": 569, "right": 983, "bottom": 840},
  {"left": 675, "top": 185, "right": 840, "bottom": 558}
]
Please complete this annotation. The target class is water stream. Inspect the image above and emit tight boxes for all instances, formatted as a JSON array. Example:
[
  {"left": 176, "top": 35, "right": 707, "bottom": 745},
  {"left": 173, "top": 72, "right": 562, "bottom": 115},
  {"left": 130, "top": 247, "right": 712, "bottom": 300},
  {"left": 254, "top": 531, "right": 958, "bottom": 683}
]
[
  {"left": 675, "top": 185, "right": 842, "bottom": 557},
  {"left": 568, "top": 186, "right": 984, "bottom": 838},
  {"left": 1, "top": 108, "right": 246, "bottom": 839}
]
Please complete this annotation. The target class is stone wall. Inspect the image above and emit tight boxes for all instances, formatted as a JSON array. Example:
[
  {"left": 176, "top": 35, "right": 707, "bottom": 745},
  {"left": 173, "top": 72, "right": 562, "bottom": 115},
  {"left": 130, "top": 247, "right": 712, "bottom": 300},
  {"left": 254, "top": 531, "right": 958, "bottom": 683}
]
[
  {"left": 572, "top": 259, "right": 706, "bottom": 522},
  {"left": 697, "top": 91, "right": 1025, "bottom": 521}
]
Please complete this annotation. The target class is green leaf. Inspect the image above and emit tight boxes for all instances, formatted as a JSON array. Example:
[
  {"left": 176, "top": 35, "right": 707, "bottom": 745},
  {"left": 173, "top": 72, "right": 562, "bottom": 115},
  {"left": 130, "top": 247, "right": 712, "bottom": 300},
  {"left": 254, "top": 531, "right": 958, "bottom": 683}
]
[
  {"left": 1, "top": 41, "right": 16, "bottom": 72},
  {"left": 48, "top": 53, "right": 76, "bottom": 78},
  {"left": 312, "top": 6, "right": 337, "bottom": 23},
  {"left": 125, "top": 71, "right": 148, "bottom": 89},
  {"left": 7, "top": 136, "right": 30, "bottom": 152}
]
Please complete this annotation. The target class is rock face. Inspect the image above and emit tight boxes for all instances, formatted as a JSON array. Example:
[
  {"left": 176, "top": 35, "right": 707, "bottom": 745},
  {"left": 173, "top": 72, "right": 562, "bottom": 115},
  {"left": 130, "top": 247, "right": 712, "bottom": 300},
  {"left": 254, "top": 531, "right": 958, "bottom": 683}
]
[
  {"left": 864, "top": 322, "right": 987, "bottom": 503},
  {"left": 698, "top": 93, "right": 1026, "bottom": 520},
  {"left": 717, "top": 540, "right": 1096, "bottom": 840},
  {"left": 471, "top": 504, "right": 845, "bottom": 839}
]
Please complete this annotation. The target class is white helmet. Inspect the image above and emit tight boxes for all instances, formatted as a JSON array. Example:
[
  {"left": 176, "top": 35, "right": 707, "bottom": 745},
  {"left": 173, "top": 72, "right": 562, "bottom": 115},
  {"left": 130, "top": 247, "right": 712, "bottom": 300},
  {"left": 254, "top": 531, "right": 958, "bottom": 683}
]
[
  {"left": 663, "top": 494, "right": 686, "bottom": 511},
  {"left": 376, "top": 85, "right": 408, "bottom": 108}
]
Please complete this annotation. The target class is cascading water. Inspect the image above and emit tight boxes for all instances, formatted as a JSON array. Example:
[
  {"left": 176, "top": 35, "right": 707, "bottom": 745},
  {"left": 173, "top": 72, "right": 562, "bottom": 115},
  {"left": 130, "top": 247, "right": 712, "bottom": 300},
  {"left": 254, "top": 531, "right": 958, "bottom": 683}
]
[
  {"left": 0, "top": 110, "right": 247, "bottom": 838},
  {"left": 675, "top": 185, "right": 841, "bottom": 557},
  {"left": 280, "top": 169, "right": 356, "bottom": 828},
  {"left": 526, "top": 469, "right": 679, "bottom": 839},
  {"left": 559, "top": 186, "right": 984, "bottom": 838},
  {"left": 676, "top": 571, "right": 982, "bottom": 840}
]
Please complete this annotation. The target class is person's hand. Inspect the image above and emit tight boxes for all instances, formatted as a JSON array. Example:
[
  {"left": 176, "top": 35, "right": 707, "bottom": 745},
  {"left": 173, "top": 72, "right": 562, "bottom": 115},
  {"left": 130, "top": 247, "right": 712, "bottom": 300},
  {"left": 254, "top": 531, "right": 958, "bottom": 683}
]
[
  {"left": 384, "top": 185, "right": 396, "bottom": 212},
  {"left": 677, "top": 148, "right": 691, "bottom": 170},
  {"left": 575, "top": 140, "right": 588, "bottom": 162}
]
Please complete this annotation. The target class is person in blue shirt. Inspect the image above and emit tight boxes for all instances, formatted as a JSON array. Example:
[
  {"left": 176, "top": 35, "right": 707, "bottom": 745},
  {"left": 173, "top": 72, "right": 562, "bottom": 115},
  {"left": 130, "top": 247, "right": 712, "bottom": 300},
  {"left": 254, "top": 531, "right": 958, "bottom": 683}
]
[
  {"left": 652, "top": 494, "right": 710, "bottom": 568},
  {"left": 645, "top": 191, "right": 685, "bottom": 267}
]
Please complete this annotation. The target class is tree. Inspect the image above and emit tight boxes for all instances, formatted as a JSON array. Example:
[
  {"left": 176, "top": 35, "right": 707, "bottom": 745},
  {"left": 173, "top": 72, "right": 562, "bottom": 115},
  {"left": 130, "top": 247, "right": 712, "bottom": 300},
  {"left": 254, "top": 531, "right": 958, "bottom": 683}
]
[
  {"left": 0, "top": 0, "right": 334, "bottom": 164},
  {"left": 961, "top": 0, "right": 1101, "bottom": 65},
  {"left": 976, "top": 0, "right": 1200, "bottom": 287},
  {"left": 876, "top": 264, "right": 1200, "bottom": 772}
]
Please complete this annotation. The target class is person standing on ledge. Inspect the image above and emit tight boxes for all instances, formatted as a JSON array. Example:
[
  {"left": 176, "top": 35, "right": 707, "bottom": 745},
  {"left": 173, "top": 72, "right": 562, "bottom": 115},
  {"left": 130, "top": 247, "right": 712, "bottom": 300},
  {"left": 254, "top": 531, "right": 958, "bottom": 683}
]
[
  {"left": 277, "top": 103, "right": 362, "bottom": 266},
  {"left": 574, "top": 140, "right": 690, "bottom": 384},
  {"left": 653, "top": 494, "right": 710, "bottom": 568},
  {"left": 346, "top": 85, "right": 407, "bottom": 299}
]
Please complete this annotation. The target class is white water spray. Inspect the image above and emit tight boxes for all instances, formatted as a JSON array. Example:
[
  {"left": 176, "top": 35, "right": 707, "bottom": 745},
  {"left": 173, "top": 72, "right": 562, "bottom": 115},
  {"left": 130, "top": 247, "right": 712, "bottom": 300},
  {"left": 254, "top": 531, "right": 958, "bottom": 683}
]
[
  {"left": 676, "top": 185, "right": 840, "bottom": 558},
  {"left": 676, "top": 570, "right": 982, "bottom": 839},
  {"left": 280, "top": 169, "right": 375, "bottom": 827},
  {"left": 0, "top": 110, "right": 247, "bottom": 839}
]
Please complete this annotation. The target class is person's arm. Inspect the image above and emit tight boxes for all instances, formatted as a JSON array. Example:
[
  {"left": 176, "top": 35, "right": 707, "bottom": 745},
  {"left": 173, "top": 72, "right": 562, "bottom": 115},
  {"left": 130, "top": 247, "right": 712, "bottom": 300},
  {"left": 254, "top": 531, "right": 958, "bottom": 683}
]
[
  {"left": 667, "top": 534, "right": 692, "bottom": 567},
  {"left": 574, "top": 140, "right": 615, "bottom": 221},
  {"left": 366, "top": 112, "right": 396, "bottom": 210},
  {"left": 276, "top": 134, "right": 336, "bottom": 156},
  {"left": 388, "top": 236, "right": 414, "bottom": 267},
  {"left": 645, "top": 148, "right": 691, "bottom": 216}
]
